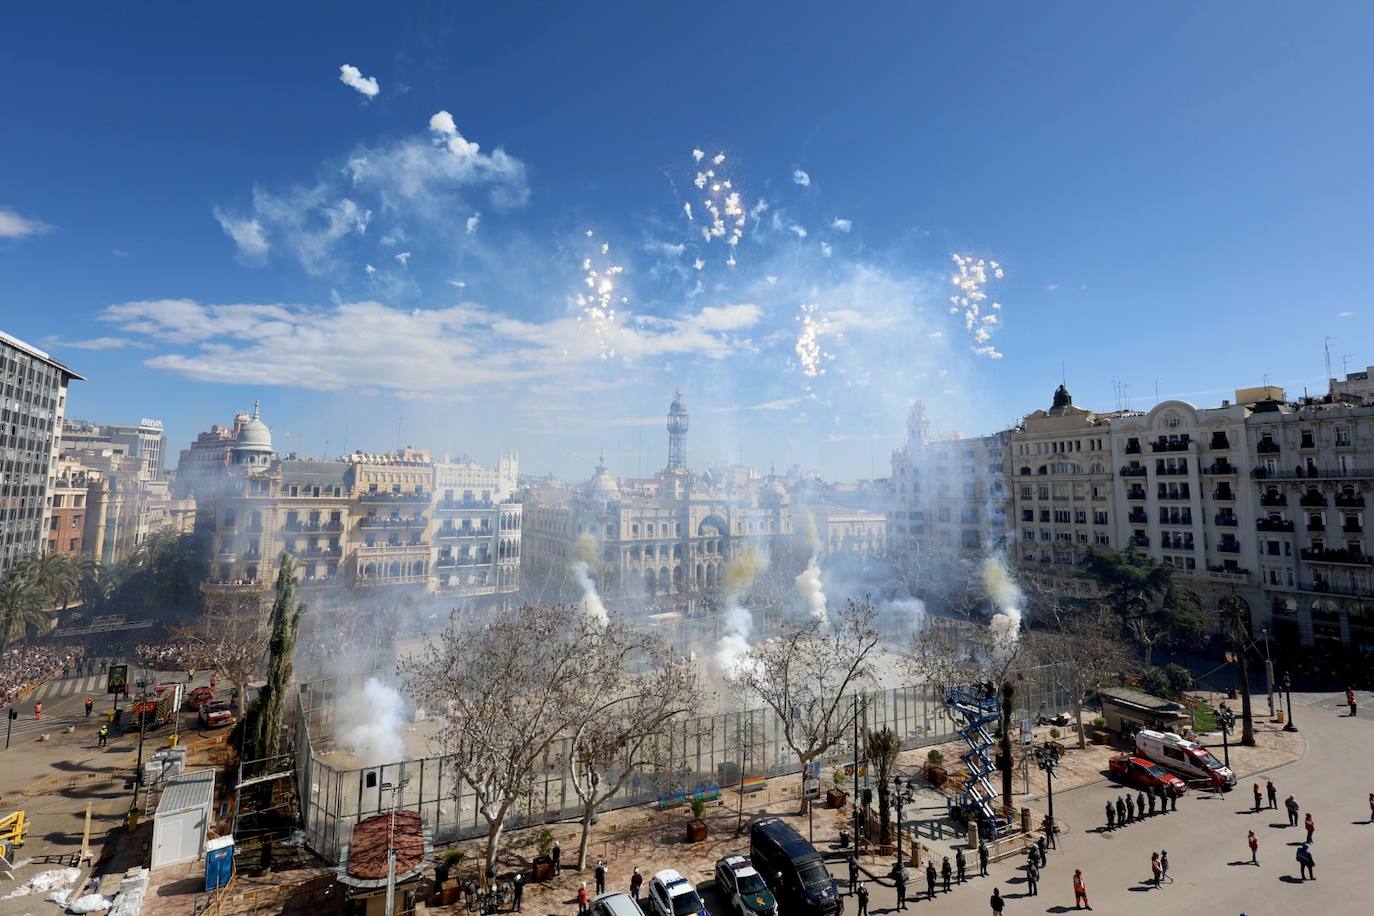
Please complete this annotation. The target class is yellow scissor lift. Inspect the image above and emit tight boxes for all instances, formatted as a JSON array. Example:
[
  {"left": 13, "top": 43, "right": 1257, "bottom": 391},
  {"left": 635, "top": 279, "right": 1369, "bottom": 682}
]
[{"left": 0, "top": 809, "right": 27, "bottom": 860}]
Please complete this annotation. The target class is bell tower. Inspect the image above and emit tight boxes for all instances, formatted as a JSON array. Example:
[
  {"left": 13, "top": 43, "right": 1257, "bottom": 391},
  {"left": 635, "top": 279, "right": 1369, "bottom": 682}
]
[{"left": 666, "top": 389, "right": 689, "bottom": 471}]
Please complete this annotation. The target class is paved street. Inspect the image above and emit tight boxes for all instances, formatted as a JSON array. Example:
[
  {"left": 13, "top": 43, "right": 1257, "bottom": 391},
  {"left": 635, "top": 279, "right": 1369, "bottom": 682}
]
[{"left": 840, "top": 690, "right": 1370, "bottom": 915}]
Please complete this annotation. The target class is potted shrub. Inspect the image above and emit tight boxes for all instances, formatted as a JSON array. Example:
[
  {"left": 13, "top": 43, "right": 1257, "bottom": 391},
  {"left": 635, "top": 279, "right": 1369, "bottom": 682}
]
[
  {"left": 436, "top": 849, "right": 466, "bottom": 905},
  {"left": 1090, "top": 716, "right": 1111, "bottom": 745},
  {"left": 924, "top": 750, "right": 948, "bottom": 787},
  {"left": 826, "top": 769, "right": 849, "bottom": 809},
  {"left": 532, "top": 829, "right": 556, "bottom": 882},
  {"left": 687, "top": 797, "right": 709, "bottom": 842}
]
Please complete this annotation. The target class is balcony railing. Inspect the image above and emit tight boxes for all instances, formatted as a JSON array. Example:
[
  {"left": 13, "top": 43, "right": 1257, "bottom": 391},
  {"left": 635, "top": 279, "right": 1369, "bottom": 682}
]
[
  {"left": 1335, "top": 494, "right": 1366, "bottom": 508},
  {"left": 1213, "top": 488, "right": 1235, "bottom": 501},
  {"left": 1125, "top": 443, "right": 1142, "bottom": 455},
  {"left": 1202, "top": 462, "right": 1236, "bottom": 475},
  {"left": 357, "top": 542, "right": 431, "bottom": 555},
  {"left": 1260, "top": 494, "right": 1287, "bottom": 507},
  {"left": 1218, "top": 542, "right": 1241, "bottom": 554},
  {"left": 1201, "top": 566, "right": 1250, "bottom": 582},
  {"left": 1209, "top": 434, "right": 1231, "bottom": 450},
  {"left": 1343, "top": 522, "right": 1365, "bottom": 534},
  {"left": 1127, "top": 488, "right": 1147, "bottom": 501},
  {"left": 1151, "top": 436, "right": 1191, "bottom": 453},
  {"left": 435, "top": 498, "right": 496, "bottom": 511},
  {"left": 1299, "top": 494, "right": 1328, "bottom": 508},
  {"left": 1157, "top": 490, "right": 1191, "bottom": 501},
  {"left": 1156, "top": 464, "right": 1189, "bottom": 476},
  {"left": 1252, "top": 466, "right": 1374, "bottom": 481},
  {"left": 1120, "top": 466, "right": 1147, "bottom": 477},
  {"left": 201, "top": 579, "right": 262, "bottom": 591},
  {"left": 1130, "top": 535, "right": 1150, "bottom": 548},
  {"left": 1214, "top": 514, "right": 1238, "bottom": 527},
  {"left": 435, "top": 556, "right": 492, "bottom": 568},
  {"left": 436, "top": 527, "right": 492, "bottom": 539},
  {"left": 1256, "top": 518, "right": 1294, "bottom": 533},
  {"left": 1127, "top": 511, "right": 1148, "bottom": 524},
  {"left": 1161, "top": 539, "right": 1195, "bottom": 551},
  {"left": 1299, "top": 580, "right": 1374, "bottom": 599},
  {"left": 283, "top": 520, "right": 345, "bottom": 532},
  {"left": 1159, "top": 513, "right": 1192, "bottom": 526},
  {"left": 359, "top": 490, "right": 429, "bottom": 502},
  {"left": 1301, "top": 548, "right": 1372, "bottom": 566},
  {"left": 358, "top": 516, "right": 426, "bottom": 529},
  {"left": 1299, "top": 437, "right": 1316, "bottom": 450},
  {"left": 287, "top": 547, "right": 343, "bottom": 559},
  {"left": 1256, "top": 440, "right": 1281, "bottom": 454}
]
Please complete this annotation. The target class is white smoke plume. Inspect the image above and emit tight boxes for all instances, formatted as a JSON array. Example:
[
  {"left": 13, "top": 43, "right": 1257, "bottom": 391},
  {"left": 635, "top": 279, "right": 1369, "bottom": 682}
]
[
  {"left": 572, "top": 533, "right": 609, "bottom": 625},
  {"left": 339, "top": 676, "right": 405, "bottom": 767},
  {"left": 715, "top": 549, "right": 765, "bottom": 676},
  {"left": 794, "top": 514, "right": 829, "bottom": 624},
  {"left": 981, "top": 556, "right": 1023, "bottom": 656}
]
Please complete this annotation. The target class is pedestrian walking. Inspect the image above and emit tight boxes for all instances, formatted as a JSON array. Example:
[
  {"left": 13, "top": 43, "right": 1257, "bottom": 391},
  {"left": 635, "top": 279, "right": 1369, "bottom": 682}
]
[
  {"left": 1169, "top": 784, "right": 1178, "bottom": 811},
  {"left": 1072, "top": 869, "right": 1091, "bottom": 910},
  {"left": 552, "top": 840, "right": 562, "bottom": 875},
  {"left": 1304, "top": 812, "right": 1315, "bottom": 844},
  {"left": 1106, "top": 802, "right": 1116, "bottom": 831},
  {"left": 956, "top": 847, "right": 967, "bottom": 883},
  {"left": 1368, "top": 792, "right": 1374, "bottom": 823},
  {"left": 1347, "top": 687, "right": 1358, "bottom": 717},
  {"left": 34, "top": 701, "right": 42, "bottom": 721},
  {"left": 1147, "top": 789, "right": 1155, "bottom": 816},
  {"left": 511, "top": 871, "right": 524, "bottom": 912},
  {"left": 577, "top": 882, "right": 589, "bottom": 915},
  {"left": 1125, "top": 792, "right": 1135, "bottom": 822},
  {"left": 1150, "top": 852, "right": 1161, "bottom": 887},
  {"left": 924, "top": 861, "right": 936, "bottom": 901},
  {"left": 595, "top": 858, "right": 607, "bottom": 895},
  {"left": 1160, "top": 850, "right": 1170, "bottom": 884},
  {"left": 630, "top": 867, "right": 643, "bottom": 901},
  {"left": 1248, "top": 830, "right": 1258, "bottom": 865},
  {"left": 1037, "top": 834, "right": 1048, "bottom": 868},
  {"left": 941, "top": 857, "right": 952, "bottom": 893},
  {"left": 979, "top": 840, "right": 989, "bottom": 876},
  {"left": 895, "top": 870, "right": 908, "bottom": 910},
  {"left": 989, "top": 887, "right": 1005, "bottom": 914},
  {"left": 1253, "top": 782, "right": 1263, "bottom": 812},
  {"left": 1296, "top": 844, "right": 1315, "bottom": 881},
  {"left": 84, "top": 695, "right": 93, "bottom": 717},
  {"left": 1026, "top": 857, "right": 1039, "bottom": 896},
  {"left": 856, "top": 882, "right": 868, "bottom": 916},
  {"left": 847, "top": 855, "right": 858, "bottom": 894},
  {"left": 1116, "top": 796, "right": 1126, "bottom": 826},
  {"left": 97, "top": 724, "right": 108, "bottom": 747},
  {"left": 1285, "top": 794, "right": 1299, "bottom": 827},
  {"left": 1266, "top": 780, "right": 1277, "bottom": 809}
]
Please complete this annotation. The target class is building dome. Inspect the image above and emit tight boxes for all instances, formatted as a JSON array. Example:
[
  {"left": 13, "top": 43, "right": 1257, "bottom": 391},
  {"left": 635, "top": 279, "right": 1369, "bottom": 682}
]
[
  {"left": 583, "top": 455, "right": 621, "bottom": 504},
  {"left": 760, "top": 478, "right": 789, "bottom": 507},
  {"left": 231, "top": 402, "right": 274, "bottom": 465}
]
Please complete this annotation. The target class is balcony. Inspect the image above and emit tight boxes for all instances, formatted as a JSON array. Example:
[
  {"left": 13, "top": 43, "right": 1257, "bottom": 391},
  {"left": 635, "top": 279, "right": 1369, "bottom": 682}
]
[
  {"left": 201, "top": 579, "right": 262, "bottom": 593},
  {"left": 1218, "top": 542, "right": 1241, "bottom": 554},
  {"left": 436, "top": 527, "right": 492, "bottom": 539},
  {"left": 359, "top": 490, "right": 429, "bottom": 503},
  {"left": 1120, "top": 465, "right": 1147, "bottom": 478},
  {"left": 433, "top": 582, "right": 498, "bottom": 597},
  {"left": 1335, "top": 493, "right": 1366, "bottom": 508},
  {"left": 1298, "top": 580, "right": 1374, "bottom": 599},
  {"left": 284, "top": 520, "right": 344, "bottom": 533},
  {"left": 357, "top": 542, "right": 431, "bottom": 556},
  {"left": 1202, "top": 565, "right": 1250, "bottom": 583},
  {"left": 1159, "top": 512, "right": 1192, "bottom": 526},
  {"left": 435, "top": 555, "right": 492, "bottom": 569},
  {"left": 1157, "top": 489, "right": 1191, "bottom": 501},
  {"left": 435, "top": 498, "right": 495, "bottom": 511},
  {"left": 1299, "top": 493, "right": 1328, "bottom": 508},
  {"left": 358, "top": 515, "right": 426, "bottom": 529},
  {"left": 1307, "top": 519, "right": 1326, "bottom": 532},
  {"left": 1344, "top": 522, "right": 1365, "bottom": 534},
  {"left": 1256, "top": 517, "right": 1294, "bottom": 533},
  {"left": 1256, "top": 440, "right": 1281, "bottom": 455},
  {"left": 1213, "top": 487, "right": 1235, "bottom": 501},
  {"left": 1259, "top": 493, "right": 1287, "bottom": 507},
  {"left": 1127, "top": 487, "right": 1147, "bottom": 501},
  {"left": 287, "top": 547, "right": 343, "bottom": 560},
  {"left": 1128, "top": 510, "right": 1148, "bottom": 524},
  {"left": 1214, "top": 514, "right": 1238, "bottom": 527},
  {"left": 1300, "top": 436, "right": 1316, "bottom": 450},
  {"left": 1209, "top": 433, "right": 1231, "bottom": 450},
  {"left": 1161, "top": 538, "right": 1195, "bottom": 551},
  {"left": 1130, "top": 535, "right": 1150, "bottom": 548},
  {"left": 1151, "top": 436, "right": 1192, "bottom": 453},
  {"left": 1301, "top": 548, "right": 1372, "bottom": 566},
  {"left": 1251, "top": 466, "right": 1374, "bottom": 481},
  {"left": 1156, "top": 463, "right": 1189, "bottom": 476},
  {"left": 1125, "top": 442, "right": 1142, "bottom": 455},
  {"left": 1202, "top": 462, "right": 1236, "bottom": 475}
]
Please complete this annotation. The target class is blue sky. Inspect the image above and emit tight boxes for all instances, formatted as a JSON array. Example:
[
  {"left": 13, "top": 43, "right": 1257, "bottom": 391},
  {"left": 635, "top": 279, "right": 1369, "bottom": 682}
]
[{"left": 3, "top": 2, "right": 1372, "bottom": 481}]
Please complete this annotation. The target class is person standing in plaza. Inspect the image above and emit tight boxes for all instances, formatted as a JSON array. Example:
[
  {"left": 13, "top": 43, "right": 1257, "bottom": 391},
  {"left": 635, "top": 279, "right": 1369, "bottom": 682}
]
[
  {"left": 956, "top": 846, "right": 967, "bottom": 883},
  {"left": 1304, "top": 812, "right": 1315, "bottom": 844},
  {"left": 1026, "top": 855, "right": 1039, "bottom": 896},
  {"left": 1106, "top": 802, "right": 1115, "bottom": 831},
  {"left": 896, "top": 868, "right": 908, "bottom": 910},
  {"left": 84, "top": 695, "right": 93, "bottom": 717},
  {"left": 97, "top": 724, "right": 108, "bottom": 747},
  {"left": 1136, "top": 790, "right": 1146, "bottom": 820},
  {"left": 856, "top": 882, "right": 869, "bottom": 916},
  {"left": 1072, "top": 869, "right": 1090, "bottom": 910},
  {"left": 1296, "top": 843, "right": 1315, "bottom": 881},
  {"left": 1248, "top": 830, "right": 1258, "bottom": 865},
  {"left": 630, "top": 867, "right": 642, "bottom": 902},
  {"left": 1266, "top": 779, "right": 1277, "bottom": 809},
  {"left": 989, "top": 887, "right": 1005, "bottom": 914},
  {"left": 511, "top": 871, "right": 523, "bottom": 913},
  {"left": 577, "top": 883, "right": 589, "bottom": 916},
  {"left": 552, "top": 840, "right": 562, "bottom": 875},
  {"left": 1157, "top": 784, "right": 1168, "bottom": 815},
  {"left": 1150, "top": 851, "right": 1162, "bottom": 887},
  {"left": 979, "top": 840, "right": 989, "bottom": 876},
  {"left": 847, "top": 856, "right": 858, "bottom": 894},
  {"left": 595, "top": 858, "right": 607, "bottom": 894},
  {"left": 1147, "top": 788, "right": 1155, "bottom": 816},
  {"left": 1116, "top": 796, "right": 1126, "bottom": 826},
  {"left": 1125, "top": 792, "right": 1135, "bottom": 822},
  {"left": 941, "top": 856, "right": 952, "bottom": 893},
  {"left": 1169, "top": 784, "right": 1179, "bottom": 811},
  {"left": 1160, "top": 850, "right": 1171, "bottom": 884},
  {"left": 1347, "top": 687, "right": 1358, "bottom": 717},
  {"left": 1252, "top": 782, "right": 1263, "bottom": 812},
  {"left": 1368, "top": 792, "right": 1374, "bottom": 823},
  {"left": 924, "top": 861, "right": 937, "bottom": 901},
  {"left": 1285, "top": 794, "right": 1299, "bottom": 826}
]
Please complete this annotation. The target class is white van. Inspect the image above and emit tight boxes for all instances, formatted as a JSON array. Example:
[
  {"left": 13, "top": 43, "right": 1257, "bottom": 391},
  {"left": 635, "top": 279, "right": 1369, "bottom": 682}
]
[{"left": 1134, "top": 729, "right": 1235, "bottom": 789}]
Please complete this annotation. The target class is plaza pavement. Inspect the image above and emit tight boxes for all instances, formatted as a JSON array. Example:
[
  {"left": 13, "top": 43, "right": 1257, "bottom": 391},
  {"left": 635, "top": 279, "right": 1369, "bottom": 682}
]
[{"left": 843, "top": 689, "right": 1371, "bottom": 915}]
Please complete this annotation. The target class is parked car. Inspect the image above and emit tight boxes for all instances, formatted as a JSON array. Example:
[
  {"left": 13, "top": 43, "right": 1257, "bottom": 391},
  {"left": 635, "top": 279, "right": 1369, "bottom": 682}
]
[
  {"left": 749, "top": 818, "right": 842, "bottom": 916},
  {"left": 591, "top": 892, "right": 644, "bottom": 916},
  {"left": 715, "top": 855, "right": 777, "bottom": 916},
  {"left": 646, "top": 870, "right": 708, "bottom": 916},
  {"left": 1107, "top": 755, "right": 1188, "bottom": 793},
  {"left": 187, "top": 686, "right": 215, "bottom": 710},
  {"left": 199, "top": 700, "right": 233, "bottom": 729},
  {"left": 1134, "top": 729, "right": 1235, "bottom": 789}
]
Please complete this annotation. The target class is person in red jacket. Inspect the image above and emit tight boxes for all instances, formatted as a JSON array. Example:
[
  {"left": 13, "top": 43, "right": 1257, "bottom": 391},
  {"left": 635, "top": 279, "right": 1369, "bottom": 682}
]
[
  {"left": 1073, "top": 869, "right": 1090, "bottom": 910},
  {"left": 577, "top": 882, "right": 589, "bottom": 915},
  {"left": 1347, "top": 687, "right": 1358, "bottom": 717},
  {"left": 1248, "top": 830, "right": 1259, "bottom": 865},
  {"left": 1305, "top": 812, "right": 1315, "bottom": 844}
]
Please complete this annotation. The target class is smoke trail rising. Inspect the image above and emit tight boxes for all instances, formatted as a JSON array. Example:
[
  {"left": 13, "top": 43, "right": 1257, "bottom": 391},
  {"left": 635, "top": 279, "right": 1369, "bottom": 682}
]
[
  {"left": 981, "top": 555, "right": 1023, "bottom": 657},
  {"left": 340, "top": 676, "right": 406, "bottom": 767},
  {"left": 794, "top": 514, "right": 829, "bottom": 624},
  {"left": 715, "top": 548, "right": 765, "bottom": 676},
  {"left": 572, "top": 533, "right": 609, "bottom": 625}
]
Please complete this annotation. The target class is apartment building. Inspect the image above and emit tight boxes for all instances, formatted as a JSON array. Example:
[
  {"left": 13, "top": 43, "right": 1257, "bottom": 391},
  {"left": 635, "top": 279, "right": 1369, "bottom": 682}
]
[{"left": 0, "top": 331, "right": 82, "bottom": 573}]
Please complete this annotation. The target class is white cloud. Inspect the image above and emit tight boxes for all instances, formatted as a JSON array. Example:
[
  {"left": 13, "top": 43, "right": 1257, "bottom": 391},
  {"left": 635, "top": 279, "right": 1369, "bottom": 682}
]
[
  {"left": 0, "top": 207, "right": 55, "bottom": 239},
  {"left": 789, "top": 224, "right": 808, "bottom": 239},
  {"left": 831, "top": 217, "right": 852, "bottom": 232},
  {"left": 466, "top": 213, "right": 481, "bottom": 235},
  {"left": 395, "top": 251, "right": 411, "bottom": 265},
  {"left": 429, "top": 110, "right": 457, "bottom": 135},
  {"left": 339, "top": 64, "right": 379, "bottom": 98},
  {"left": 820, "top": 241, "right": 832, "bottom": 258},
  {"left": 792, "top": 168, "right": 811, "bottom": 187},
  {"left": 1045, "top": 282, "right": 1060, "bottom": 292},
  {"left": 1337, "top": 310, "right": 1354, "bottom": 318},
  {"left": 41, "top": 336, "right": 141, "bottom": 351},
  {"left": 213, "top": 208, "right": 270, "bottom": 260}
]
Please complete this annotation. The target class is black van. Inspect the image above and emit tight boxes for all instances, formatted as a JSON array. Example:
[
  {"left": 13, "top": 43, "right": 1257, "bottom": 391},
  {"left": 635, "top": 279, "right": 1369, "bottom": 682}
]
[{"left": 749, "top": 818, "right": 842, "bottom": 916}]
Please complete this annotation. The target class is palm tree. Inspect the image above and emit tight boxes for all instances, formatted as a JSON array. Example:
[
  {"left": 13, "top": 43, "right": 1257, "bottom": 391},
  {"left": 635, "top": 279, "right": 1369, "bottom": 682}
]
[
  {"left": 0, "top": 572, "right": 46, "bottom": 652},
  {"left": 14, "top": 552, "right": 80, "bottom": 614},
  {"left": 1219, "top": 593, "right": 1258, "bottom": 746}
]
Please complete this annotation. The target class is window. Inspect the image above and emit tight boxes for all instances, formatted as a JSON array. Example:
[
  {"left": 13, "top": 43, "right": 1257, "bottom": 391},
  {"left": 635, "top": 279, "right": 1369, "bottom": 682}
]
[
  {"left": 937, "top": 507, "right": 950, "bottom": 522},
  {"left": 1336, "top": 426, "right": 1352, "bottom": 447}
]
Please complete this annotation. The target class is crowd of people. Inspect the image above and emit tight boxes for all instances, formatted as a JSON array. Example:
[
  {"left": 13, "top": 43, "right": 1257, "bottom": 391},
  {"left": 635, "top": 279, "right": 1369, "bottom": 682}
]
[
  {"left": 134, "top": 640, "right": 207, "bottom": 670},
  {"left": 1, "top": 644, "right": 85, "bottom": 705}
]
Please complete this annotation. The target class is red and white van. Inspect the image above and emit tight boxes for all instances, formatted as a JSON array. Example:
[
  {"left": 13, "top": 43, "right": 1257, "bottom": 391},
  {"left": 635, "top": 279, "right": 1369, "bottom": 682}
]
[{"left": 1134, "top": 729, "right": 1235, "bottom": 789}]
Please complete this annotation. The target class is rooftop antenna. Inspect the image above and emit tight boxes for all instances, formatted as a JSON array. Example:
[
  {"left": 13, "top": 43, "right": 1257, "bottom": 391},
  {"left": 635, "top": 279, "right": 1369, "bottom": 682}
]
[
  {"left": 1061, "top": 362, "right": 1066, "bottom": 385},
  {"left": 1154, "top": 378, "right": 1160, "bottom": 404},
  {"left": 1343, "top": 354, "right": 1354, "bottom": 375},
  {"left": 1324, "top": 336, "right": 1335, "bottom": 382}
]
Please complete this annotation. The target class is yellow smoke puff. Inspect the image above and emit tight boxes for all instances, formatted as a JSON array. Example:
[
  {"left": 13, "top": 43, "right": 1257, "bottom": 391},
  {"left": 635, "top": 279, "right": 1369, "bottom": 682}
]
[
  {"left": 724, "top": 548, "right": 764, "bottom": 596},
  {"left": 573, "top": 533, "right": 600, "bottom": 565}
]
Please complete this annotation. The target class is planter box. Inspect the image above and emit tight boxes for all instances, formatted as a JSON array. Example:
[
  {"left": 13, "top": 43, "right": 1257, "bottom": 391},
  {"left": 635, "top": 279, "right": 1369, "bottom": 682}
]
[
  {"left": 1090, "top": 730, "right": 1112, "bottom": 746},
  {"left": 687, "top": 819, "right": 709, "bottom": 843},
  {"left": 441, "top": 881, "right": 462, "bottom": 906},
  {"left": 826, "top": 789, "right": 849, "bottom": 809},
  {"left": 532, "top": 858, "right": 555, "bottom": 882},
  {"left": 924, "top": 763, "right": 949, "bottom": 787}
]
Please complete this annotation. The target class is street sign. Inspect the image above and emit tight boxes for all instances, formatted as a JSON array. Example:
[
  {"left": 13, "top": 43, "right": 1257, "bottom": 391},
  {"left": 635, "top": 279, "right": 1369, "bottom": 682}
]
[
  {"left": 1020, "top": 718, "right": 1033, "bottom": 746},
  {"left": 106, "top": 665, "right": 128, "bottom": 696}
]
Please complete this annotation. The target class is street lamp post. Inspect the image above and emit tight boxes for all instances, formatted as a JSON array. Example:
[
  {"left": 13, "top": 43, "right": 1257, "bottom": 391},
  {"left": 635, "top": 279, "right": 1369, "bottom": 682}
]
[
  {"left": 891, "top": 776, "right": 915, "bottom": 879},
  {"left": 1283, "top": 671, "right": 1298, "bottom": 732},
  {"left": 1033, "top": 741, "right": 1061, "bottom": 848},
  {"left": 1261, "top": 628, "right": 1275, "bottom": 718},
  {"left": 1217, "top": 703, "right": 1235, "bottom": 769}
]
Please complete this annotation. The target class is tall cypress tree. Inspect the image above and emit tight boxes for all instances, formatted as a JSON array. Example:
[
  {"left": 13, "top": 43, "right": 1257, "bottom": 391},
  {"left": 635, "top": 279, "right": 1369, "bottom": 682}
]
[{"left": 243, "top": 555, "right": 305, "bottom": 767}]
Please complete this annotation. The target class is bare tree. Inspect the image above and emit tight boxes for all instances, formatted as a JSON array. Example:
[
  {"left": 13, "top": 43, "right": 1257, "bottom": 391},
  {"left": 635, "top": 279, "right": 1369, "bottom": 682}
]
[
  {"left": 1027, "top": 607, "right": 1133, "bottom": 749},
  {"left": 729, "top": 597, "right": 880, "bottom": 814},
  {"left": 171, "top": 590, "right": 268, "bottom": 718},
  {"left": 566, "top": 630, "right": 702, "bottom": 868},
  {"left": 401, "top": 603, "right": 611, "bottom": 871}
]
